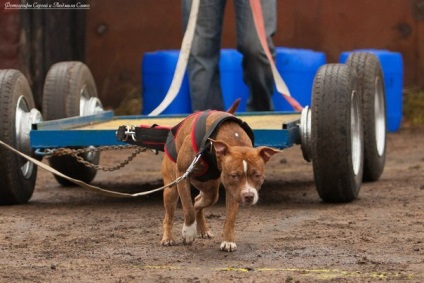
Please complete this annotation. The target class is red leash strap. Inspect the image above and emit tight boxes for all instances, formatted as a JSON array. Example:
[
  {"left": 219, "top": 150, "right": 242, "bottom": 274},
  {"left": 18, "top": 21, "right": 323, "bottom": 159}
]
[{"left": 249, "top": 0, "right": 303, "bottom": 111}]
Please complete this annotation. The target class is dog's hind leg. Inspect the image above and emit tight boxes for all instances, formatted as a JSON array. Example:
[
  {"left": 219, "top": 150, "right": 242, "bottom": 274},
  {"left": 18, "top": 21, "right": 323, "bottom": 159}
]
[
  {"left": 161, "top": 186, "right": 179, "bottom": 246},
  {"left": 161, "top": 160, "right": 179, "bottom": 246}
]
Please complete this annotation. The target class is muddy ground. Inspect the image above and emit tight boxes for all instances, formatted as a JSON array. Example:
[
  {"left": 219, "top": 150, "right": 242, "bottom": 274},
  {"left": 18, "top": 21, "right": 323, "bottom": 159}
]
[{"left": 0, "top": 126, "right": 423, "bottom": 282}]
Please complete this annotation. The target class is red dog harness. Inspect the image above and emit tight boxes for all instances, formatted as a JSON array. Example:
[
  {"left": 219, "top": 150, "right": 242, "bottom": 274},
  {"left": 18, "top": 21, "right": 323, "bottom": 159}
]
[
  {"left": 116, "top": 110, "right": 254, "bottom": 181},
  {"left": 165, "top": 110, "right": 254, "bottom": 181}
]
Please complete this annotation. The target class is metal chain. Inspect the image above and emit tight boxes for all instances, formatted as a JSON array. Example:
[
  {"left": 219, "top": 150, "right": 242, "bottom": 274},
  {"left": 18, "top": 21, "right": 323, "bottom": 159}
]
[{"left": 48, "top": 145, "right": 148, "bottom": 172}]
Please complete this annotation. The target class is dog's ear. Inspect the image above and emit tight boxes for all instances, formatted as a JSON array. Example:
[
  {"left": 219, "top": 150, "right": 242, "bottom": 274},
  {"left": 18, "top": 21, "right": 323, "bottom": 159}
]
[
  {"left": 257, "top": 147, "right": 280, "bottom": 163},
  {"left": 226, "top": 98, "right": 241, "bottom": 114},
  {"left": 209, "top": 139, "right": 230, "bottom": 159}
]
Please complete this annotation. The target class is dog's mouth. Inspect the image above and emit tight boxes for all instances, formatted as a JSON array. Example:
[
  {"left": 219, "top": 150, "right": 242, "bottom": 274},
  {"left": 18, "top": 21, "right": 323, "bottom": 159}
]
[
  {"left": 240, "top": 201, "right": 256, "bottom": 207},
  {"left": 240, "top": 190, "right": 258, "bottom": 206}
]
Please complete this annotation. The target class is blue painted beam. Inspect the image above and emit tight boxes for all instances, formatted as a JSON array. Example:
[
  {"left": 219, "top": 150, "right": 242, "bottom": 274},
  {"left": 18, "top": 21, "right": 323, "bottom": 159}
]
[
  {"left": 30, "top": 128, "right": 298, "bottom": 149},
  {"left": 30, "top": 111, "right": 301, "bottom": 150},
  {"left": 30, "top": 129, "right": 126, "bottom": 148},
  {"left": 33, "top": 111, "right": 114, "bottom": 130}
]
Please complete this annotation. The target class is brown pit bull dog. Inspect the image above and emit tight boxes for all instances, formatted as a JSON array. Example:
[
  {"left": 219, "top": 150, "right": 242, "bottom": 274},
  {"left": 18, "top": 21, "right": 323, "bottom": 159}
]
[{"left": 160, "top": 102, "right": 279, "bottom": 252}]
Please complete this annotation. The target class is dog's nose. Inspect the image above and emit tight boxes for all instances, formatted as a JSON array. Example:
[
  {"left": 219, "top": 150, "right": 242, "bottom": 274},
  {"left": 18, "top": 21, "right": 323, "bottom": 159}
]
[{"left": 244, "top": 192, "right": 255, "bottom": 204}]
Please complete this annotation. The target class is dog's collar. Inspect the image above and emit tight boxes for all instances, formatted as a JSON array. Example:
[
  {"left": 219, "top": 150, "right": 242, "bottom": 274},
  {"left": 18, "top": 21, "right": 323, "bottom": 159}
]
[{"left": 165, "top": 110, "right": 254, "bottom": 181}]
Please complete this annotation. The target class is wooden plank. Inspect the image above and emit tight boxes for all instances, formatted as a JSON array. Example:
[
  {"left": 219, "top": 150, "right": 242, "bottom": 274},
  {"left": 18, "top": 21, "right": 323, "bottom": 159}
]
[{"left": 77, "top": 113, "right": 301, "bottom": 131}]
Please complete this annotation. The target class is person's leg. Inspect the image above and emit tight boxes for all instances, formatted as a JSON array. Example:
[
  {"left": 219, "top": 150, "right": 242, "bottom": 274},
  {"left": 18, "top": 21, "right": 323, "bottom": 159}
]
[
  {"left": 182, "top": 0, "right": 226, "bottom": 111},
  {"left": 234, "top": 0, "right": 276, "bottom": 111}
]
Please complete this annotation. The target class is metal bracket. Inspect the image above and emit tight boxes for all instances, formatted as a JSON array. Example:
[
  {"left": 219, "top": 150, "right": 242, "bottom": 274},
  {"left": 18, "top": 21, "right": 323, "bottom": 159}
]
[{"left": 116, "top": 125, "right": 136, "bottom": 142}]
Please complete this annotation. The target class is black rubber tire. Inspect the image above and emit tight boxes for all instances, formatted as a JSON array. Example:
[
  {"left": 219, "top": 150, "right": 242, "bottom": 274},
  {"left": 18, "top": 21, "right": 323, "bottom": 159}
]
[
  {"left": 42, "top": 62, "right": 99, "bottom": 186},
  {"left": 346, "top": 52, "right": 386, "bottom": 182},
  {"left": 311, "top": 64, "right": 364, "bottom": 203},
  {"left": 0, "top": 70, "right": 37, "bottom": 205}
]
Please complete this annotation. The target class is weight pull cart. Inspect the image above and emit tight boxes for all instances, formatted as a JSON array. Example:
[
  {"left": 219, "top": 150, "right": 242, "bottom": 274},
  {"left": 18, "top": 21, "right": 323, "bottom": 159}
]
[{"left": 0, "top": 52, "right": 387, "bottom": 206}]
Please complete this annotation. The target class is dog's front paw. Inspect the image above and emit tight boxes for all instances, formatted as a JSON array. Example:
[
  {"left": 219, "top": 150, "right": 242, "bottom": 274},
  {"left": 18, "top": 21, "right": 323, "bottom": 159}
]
[
  {"left": 161, "top": 237, "right": 177, "bottom": 246},
  {"left": 198, "top": 230, "right": 214, "bottom": 239},
  {"left": 182, "top": 222, "right": 197, "bottom": 245},
  {"left": 220, "top": 241, "right": 237, "bottom": 252}
]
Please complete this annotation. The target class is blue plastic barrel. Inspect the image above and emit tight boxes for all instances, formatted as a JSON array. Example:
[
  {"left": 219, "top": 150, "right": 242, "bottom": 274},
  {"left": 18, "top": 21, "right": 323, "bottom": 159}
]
[
  {"left": 339, "top": 49, "right": 403, "bottom": 132},
  {"left": 141, "top": 50, "right": 191, "bottom": 115},
  {"left": 273, "top": 47, "right": 327, "bottom": 111},
  {"left": 142, "top": 49, "right": 249, "bottom": 114},
  {"left": 141, "top": 48, "right": 327, "bottom": 114},
  {"left": 219, "top": 49, "right": 249, "bottom": 112}
]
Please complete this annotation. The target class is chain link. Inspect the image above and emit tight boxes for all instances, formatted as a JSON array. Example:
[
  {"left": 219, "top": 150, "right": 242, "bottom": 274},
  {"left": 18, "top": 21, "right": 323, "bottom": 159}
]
[{"left": 48, "top": 145, "right": 148, "bottom": 172}]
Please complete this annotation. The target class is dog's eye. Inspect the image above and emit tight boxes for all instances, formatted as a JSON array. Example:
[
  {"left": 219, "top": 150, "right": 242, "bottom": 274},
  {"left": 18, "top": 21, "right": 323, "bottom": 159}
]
[
  {"left": 230, "top": 173, "right": 241, "bottom": 180},
  {"left": 253, "top": 173, "right": 262, "bottom": 180}
]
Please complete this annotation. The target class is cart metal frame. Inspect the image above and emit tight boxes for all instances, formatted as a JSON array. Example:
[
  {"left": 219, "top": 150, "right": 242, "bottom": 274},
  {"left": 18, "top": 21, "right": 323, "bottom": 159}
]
[{"left": 30, "top": 111, "right": 302, "bottom": 150}]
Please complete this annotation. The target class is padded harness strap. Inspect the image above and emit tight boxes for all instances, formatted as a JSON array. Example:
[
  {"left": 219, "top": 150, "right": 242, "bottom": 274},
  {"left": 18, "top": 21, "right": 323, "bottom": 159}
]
[
  {"left": 116, "top": 124, "right": 170, "bottom": 151},
  {"left": 165, "top": 110, "right": 254, "bottom": 181},
  {"left": 117, "top": 110, "right": 254, "bottom": 181}
]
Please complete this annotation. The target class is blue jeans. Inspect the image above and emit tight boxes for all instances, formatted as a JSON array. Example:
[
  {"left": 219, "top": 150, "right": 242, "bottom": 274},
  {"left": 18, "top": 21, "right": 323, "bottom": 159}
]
[{"left": 182, "top": 0, "right": 276, "bottom": 111}]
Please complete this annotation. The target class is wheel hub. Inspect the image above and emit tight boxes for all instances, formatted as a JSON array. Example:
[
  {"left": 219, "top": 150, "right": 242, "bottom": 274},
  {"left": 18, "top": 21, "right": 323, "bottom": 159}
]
[
  {"left": 300, "top": 106, "right": 312, "bottom": 162},
  {"left": 80, "top": 85, "right": 104, "bottom": 116},
  {"left": 350, "top": 91, "right": 362, "bottom": 176},
  {"left": 374, "top": 76, "right": 386, "bottom": 156},
  {"left": 16, "top": 96, "right": 43, "bottom": 178}
]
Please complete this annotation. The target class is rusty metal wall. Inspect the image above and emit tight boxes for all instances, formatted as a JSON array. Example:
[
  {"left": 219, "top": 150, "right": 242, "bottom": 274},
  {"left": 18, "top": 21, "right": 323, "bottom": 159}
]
[
  {"left": 1, "top": 0, "right": 423, "bottom": 109},
  {"left": 277, "top": 0, "right": 423, "bottom": 89},
  {"left": 85, "top": 0, "right": 185, "bottom": 109},
  {"left": 0, "top": 0, "right": 20, "bottom": 70},
  {"left": 85, "top": 0, "right": 424, "bottom": 109}
]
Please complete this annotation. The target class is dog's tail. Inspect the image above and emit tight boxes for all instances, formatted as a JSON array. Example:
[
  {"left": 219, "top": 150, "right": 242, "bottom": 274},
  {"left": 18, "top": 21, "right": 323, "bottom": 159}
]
[{"left": 226, "top": 98, "right": 241, "bottom": 114}]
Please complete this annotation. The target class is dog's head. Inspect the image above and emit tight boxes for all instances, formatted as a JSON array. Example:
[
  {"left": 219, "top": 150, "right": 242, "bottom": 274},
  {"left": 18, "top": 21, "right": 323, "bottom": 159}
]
[{"left": 211, "top": 140, "right": 279, "bottom": 206}]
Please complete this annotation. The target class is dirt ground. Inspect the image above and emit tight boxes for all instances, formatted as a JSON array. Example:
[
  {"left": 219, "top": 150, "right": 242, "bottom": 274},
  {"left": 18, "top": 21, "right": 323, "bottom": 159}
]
[{"left": 0, "top": 125, "right": 423, "bottom": 283}]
